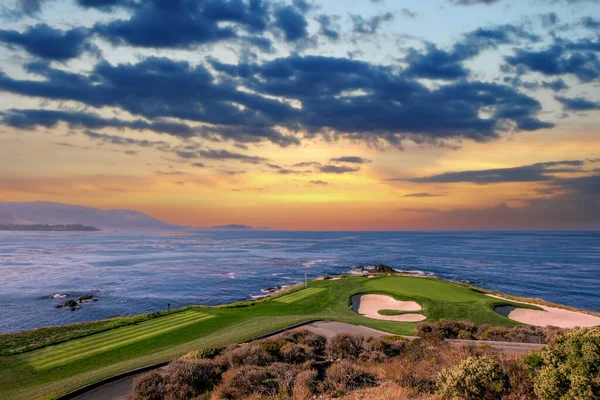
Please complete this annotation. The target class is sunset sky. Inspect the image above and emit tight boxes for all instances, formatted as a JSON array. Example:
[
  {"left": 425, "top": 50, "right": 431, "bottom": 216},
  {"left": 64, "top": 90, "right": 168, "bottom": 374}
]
[{"left": 0, "top": 0, "right": 599, "bottom": 230}]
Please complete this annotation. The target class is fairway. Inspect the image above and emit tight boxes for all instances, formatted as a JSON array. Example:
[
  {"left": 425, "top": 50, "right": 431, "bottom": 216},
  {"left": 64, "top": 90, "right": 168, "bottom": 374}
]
[
  {"left": 28, "top": 311, "right": 214, "bottom": 370},
  {"left": 0, "top": 276, "right": 546, "bottom": 400},
  {"left": 275, "top": 287, "right": 325, "bottom": 304}
]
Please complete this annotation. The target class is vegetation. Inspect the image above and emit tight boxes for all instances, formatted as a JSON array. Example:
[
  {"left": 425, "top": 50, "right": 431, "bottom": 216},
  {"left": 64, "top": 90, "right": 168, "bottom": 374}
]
[
  {"left": 0, "top": 275, "right": 560, "bottom": 399},
  {"left": 129, "top": 327, "right": 598, "bottom": 399},
  {"left": 416, "top": 319, "right": 564, "bottom": 344}
]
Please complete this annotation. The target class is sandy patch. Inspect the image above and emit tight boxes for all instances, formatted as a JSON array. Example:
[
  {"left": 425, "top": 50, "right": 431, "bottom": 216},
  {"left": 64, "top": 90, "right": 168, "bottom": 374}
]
[
  {"left": 488, "top": 294, "right": 600, "bottom": 328},
  {"left": 352, "top": 294, "right": 426, "bottom": 322},
  {"left": 330, "top": 277, "right": 342, "bottom": 280}
]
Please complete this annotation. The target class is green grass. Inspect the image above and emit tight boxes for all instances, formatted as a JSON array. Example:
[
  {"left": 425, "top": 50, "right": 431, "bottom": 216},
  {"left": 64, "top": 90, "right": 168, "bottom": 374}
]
[
  {"left": 377, "top": 309, "right": 416, "bottom": 316},
  {"left": 275, "top": 287, "right": 325, "bottom": 304},
  {"left": 0, "top": 276, "right": 542, "bottom": 400}
]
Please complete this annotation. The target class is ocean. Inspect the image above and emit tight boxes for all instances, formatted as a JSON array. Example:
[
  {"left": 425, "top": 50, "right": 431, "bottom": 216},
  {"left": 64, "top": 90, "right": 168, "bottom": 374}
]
[{"left": 0, "top": 230, "right": 598, "bottom": 333}]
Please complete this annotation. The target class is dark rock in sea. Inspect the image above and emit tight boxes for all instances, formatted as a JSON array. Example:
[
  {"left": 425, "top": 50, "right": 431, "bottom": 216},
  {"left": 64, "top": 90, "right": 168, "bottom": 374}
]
[
  {"left": 368, "top": 264, "right": 396, "bottom": 273},
  {"left": 354, "top": 265, "right": 365, "bottom": 271},
  {"left": 56, "top": 299, "right": 80, "bottom": 310},
  {"left": 78, "top": 295, "right": 97, "bottom": 303},
  {"left": 461, "top": 279, "right": 479, "bottom": 285}
]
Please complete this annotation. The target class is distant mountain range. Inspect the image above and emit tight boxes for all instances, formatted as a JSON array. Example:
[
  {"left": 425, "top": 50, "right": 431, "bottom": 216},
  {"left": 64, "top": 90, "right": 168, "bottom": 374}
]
[
  {"left": 0, "top": 202, "right": 257, "bottom": 231},
  {"left": 0, "top": 202, "right": 176, "bottom": 230}
]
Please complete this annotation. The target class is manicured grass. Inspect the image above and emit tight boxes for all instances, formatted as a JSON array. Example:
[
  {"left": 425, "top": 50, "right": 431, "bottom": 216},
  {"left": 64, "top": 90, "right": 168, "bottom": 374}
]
[
  {"left": 275, "top": 287, "right": 325, "bottom": 304},
  {"left": 0, "top": 276, "right": 540, "bottom": 400}
]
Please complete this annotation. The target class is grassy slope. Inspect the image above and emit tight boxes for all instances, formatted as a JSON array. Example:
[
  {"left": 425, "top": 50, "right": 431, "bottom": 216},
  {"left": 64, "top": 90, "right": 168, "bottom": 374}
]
[{"left": 0, "top": 276, "right": 536, "bottom": 400}]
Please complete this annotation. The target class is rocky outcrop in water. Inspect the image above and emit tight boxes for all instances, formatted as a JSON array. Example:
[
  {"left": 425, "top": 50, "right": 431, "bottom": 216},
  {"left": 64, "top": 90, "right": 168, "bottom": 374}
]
[{"left": 368, "top": 264, "right": 396, "bottom": 273}]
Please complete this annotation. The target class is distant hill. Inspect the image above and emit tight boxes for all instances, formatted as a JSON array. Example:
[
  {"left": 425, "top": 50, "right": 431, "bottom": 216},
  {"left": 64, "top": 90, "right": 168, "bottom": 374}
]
[
  {"left": 209, "top": 224, "right": 253, "bottom": 230},
  {"left": 0, "top": 224, "right": 100, "bottom": 232},
  {"left": 0, "top": 202, "right": 177, "bottom": 230}
]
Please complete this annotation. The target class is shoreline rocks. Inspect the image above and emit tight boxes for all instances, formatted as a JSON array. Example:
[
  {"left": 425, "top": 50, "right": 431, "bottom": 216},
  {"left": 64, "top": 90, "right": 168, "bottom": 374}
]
[{"left": 54, "top": 294, "right": 98, "bottom": 311}]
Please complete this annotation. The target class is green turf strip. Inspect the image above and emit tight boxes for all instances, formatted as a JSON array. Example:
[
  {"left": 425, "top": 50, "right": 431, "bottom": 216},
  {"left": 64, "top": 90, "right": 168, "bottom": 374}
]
[
  {"left": 29, "top": 311, "right": 203, "bottom": 355},
  {"left": 275, "top": 287, "right": 325, "bottom": 304},
  {"left": 28, "top": 312, "right": 214, "bottom": 370}
]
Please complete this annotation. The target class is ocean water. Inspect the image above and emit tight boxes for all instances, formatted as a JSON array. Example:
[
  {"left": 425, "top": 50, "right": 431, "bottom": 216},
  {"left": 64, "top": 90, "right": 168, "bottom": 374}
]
[{"left": 0, "top": 230, "right": 598, "bottom": 333}]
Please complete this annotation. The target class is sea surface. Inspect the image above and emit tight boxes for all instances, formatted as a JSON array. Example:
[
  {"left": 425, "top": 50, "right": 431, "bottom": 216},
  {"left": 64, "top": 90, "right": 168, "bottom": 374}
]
[{"left": 0, "top": 230, "right": 599, "bottom": 333}]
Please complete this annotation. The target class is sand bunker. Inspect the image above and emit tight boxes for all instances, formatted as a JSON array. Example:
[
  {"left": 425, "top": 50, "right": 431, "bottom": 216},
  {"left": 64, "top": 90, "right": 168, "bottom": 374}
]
[
  {"left": 352, "top": 294, "right": 426, "bottom": 322},
  {"left": 489, "top": 295, "right": 600, "bottom": 328}
]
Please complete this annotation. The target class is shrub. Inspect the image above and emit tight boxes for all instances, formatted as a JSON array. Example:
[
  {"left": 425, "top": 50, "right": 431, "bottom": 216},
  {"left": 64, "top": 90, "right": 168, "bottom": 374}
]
[
  {"left": 292, "top": 368, "right": 319, "bottom": 400},
  {"left": 222, "top": 342, "right": 276, "bottom": 367},
  {"left": 327, "top": 333, "right": 366, "bottom": 360},
  {"left": 280, "top": 342, "right": 314, "bottom": 364},
  {"left": 133, "top": 371, "right": 167, "bottom": 400},
  {"left": 528, "top": 327, "right": 600, "bottom": 400},
  {"left": 437, "top": 357, "right": 509, "bottom": 400},
  {"left": 164, "top": 359, "right": 222, "bottom": 395},
  {"left": 215, "top": 365, "right": 279, "bottom": 399},
  {"left": 280, "top": 329, "right": 327, "bottom": 354},
  {"left": 457, "top": 330, "right": 475, "bottom": 340},
  {"left": 365, "top": 337, "right": 406, "bottom": 358},
  {"left": 182, "top": 347, "right": 222, "bottom": 360},
  {"left": 326, "top": 361, "right": 377, "bottom": 393},
  {"left": 415, "top": 320, "right": 476, "bottom": 340},
  {"left": 215, "top": 363, "right": 301, "bottom": 399}
]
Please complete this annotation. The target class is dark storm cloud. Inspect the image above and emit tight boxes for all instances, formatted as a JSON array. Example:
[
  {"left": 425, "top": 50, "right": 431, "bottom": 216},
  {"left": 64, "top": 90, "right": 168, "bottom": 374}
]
[
  {"left": 319, "top": 165, "right": 359, "bottom": 174},
  {"left": 400, "top": 160, "right": 585, "bottom": 184},
  {"left": 542, "top": 79, "right": 568, "bottom": 92},
  {"left": 198, "top": 149, "right": 267, "bottom": 164},
  {"left": 350, "top": 12, "right": 393, "bottom": 35},
  {"left": 0, "top": 24, "right": 93, "bottom": 61},
  {"left": 91, "top": 0, "right": 270, "bottom": 49},
  {"left": 555, "top": 96, "right": 600, "bottom": 111},
  {"left": 330, "top": 156, "right": 371, "bottom": 164},
  {"left": 581, "top": 17, "right": 600, "bottom": 29},
  {"left": 274, "top": 5, "right": 308, "bottom": 42}
]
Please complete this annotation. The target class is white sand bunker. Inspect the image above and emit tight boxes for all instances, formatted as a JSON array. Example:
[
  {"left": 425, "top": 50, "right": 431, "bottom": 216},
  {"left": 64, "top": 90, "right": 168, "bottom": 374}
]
[
  {"left": 489, "top": 295, "right": 600, "bottom": 328},
  {"left": 352, "top": 294, "right": 426, "bottom": 322}
]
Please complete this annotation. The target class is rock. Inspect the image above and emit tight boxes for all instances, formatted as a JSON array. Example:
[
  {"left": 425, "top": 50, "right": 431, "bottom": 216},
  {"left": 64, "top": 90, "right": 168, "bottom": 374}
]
[
  {"left": 78, "top": 295, "right": 97, "bottom": 303},
  {"left": 368, "top": 264, "right": 396, "bottom": 274},
  {"left": 461, "top": 279, "right": 478, "bottom": 285},
  {"left": 57, "top": 299, "right": 80, "bottom": 310},
  {"left": 354, "top": 265, "right": 365, "bottom": 271}
]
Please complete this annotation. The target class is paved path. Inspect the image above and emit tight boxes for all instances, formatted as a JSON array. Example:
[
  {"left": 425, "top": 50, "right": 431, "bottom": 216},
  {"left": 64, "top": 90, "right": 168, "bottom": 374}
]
[{"left": 71, "top": 321, "right": 543, "bottom": 400}]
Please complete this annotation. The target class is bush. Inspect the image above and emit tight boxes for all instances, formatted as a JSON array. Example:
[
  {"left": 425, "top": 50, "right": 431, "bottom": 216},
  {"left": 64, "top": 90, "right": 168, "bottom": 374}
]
[
  {"left": 365, "top": 336, "right": 406, "bottom": 358},
  {"left": 280, "top": 329, "right": 327, "bottom": 354},
  {"left": 326, "top": 361, "right": 377, "bottom": 393},
  {"left": 221, "top": 342, "right": 276, "bottom": 367},
  {"left": 528, "top": 327, "right": 600, "bottom": 400},
  {"left": 133, "top": 371, "right": 167, "bottom": 400},
  {"left": 476, "top": 325, "right": 560, "bottom": 344},
  {"left": 164, "top": 359, "right": 222, "bottom": 395},
  {"left": 437, "top": 357, "right": 509, "bottom": 400},
  {"left": 280, "top": 342, "right": 315, "bottom": 364},
  {"left": 415, "top": 320, "right": 476, "bottom": 340},
  {"left": 292, "top": 368, "right": 319, "bottom": 400},
  {"left": 215, "top": 363, "right": 301, "bottom": 399},
  {"left": 327, "top": 333, "right": 366, "bottom": 360},
  {"left": 182, "top": 347, "right": 222, "bottom": 360}
]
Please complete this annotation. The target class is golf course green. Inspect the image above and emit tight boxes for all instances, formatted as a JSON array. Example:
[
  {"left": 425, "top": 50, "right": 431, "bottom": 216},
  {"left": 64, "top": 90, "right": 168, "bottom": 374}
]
[{"left": 0, "top": 276, "right": 537, "bottom": 400}]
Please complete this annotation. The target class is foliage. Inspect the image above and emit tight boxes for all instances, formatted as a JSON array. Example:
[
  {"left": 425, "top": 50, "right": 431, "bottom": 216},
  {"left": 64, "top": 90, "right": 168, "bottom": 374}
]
[
  {"left": 528, "top": 327, "right": 600, "bottom": 400},
  {"left": 437, "top": 357, "right": 509, "bottom": 400},
  {"left": 325, "top": 361, "right": 377, "bottom": 393},
  {"left": 327, "top": 333, "right": 366, "bottom": 360}
]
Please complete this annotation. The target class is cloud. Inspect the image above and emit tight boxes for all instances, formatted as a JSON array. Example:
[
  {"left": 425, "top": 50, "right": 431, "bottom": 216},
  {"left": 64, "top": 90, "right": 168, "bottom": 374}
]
[
  {"left": 401, "top": 160, "right": 585, "bottom": 184},
  {"left": 330, "top": 156, "right": 371, "bottom": 164},
  {"left": 91, "top": 0, "right": 270, "bottom": 49},
  {"left": 319, "top": 165, "right": 359, "bottom": 174},
  {"left": 402, "top": 193, "right": 442, "bottom": 197},
  {"left": 316, "top": 15, "right": 340, "bottom": 40},
  {"left": 542, "top": 79, "right": 568, "bottom": 92},
  {"left": 401, "top": 8, "right": 417, "bottom": 19},
  {"left": 581, "top": 17, "right": 600, "bottom": 29},
  {"left": 294, "top": 161, "right": 322, "bottom": 167},
  {"left": 0, "top": 24, "right": 93, "bottom": 61},
  {"left": 448, "top": 0, "right": 501, "bottom": 5},
  {"left": 350, "top": 12, "right": 394, "bottom": 35},
  {"left": 555, "top": 96, "right": 600, "bottom": 111},
  {"left": 274, "top": 5, "right": 308, "bottom": 42},
  {"left": 310, "top": 180, "right": 328, "bottom": 185},
  {"left": 84, "top": 130, "right": 170, "bottom": 150},
  {"left": 505, "top": 43, "right": 600, "bottom": 82},
  {"left": 404, "top": 24, "right": 538, "bottom": 80},
  {"left": 198, "top": 149, "right": 267, "bottom": 164}
]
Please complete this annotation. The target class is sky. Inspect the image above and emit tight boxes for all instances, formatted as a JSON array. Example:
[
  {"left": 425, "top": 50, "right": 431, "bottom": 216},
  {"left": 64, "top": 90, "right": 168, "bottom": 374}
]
[{"left": 0, "top": 0, "right": 599, "bottom": 230}]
